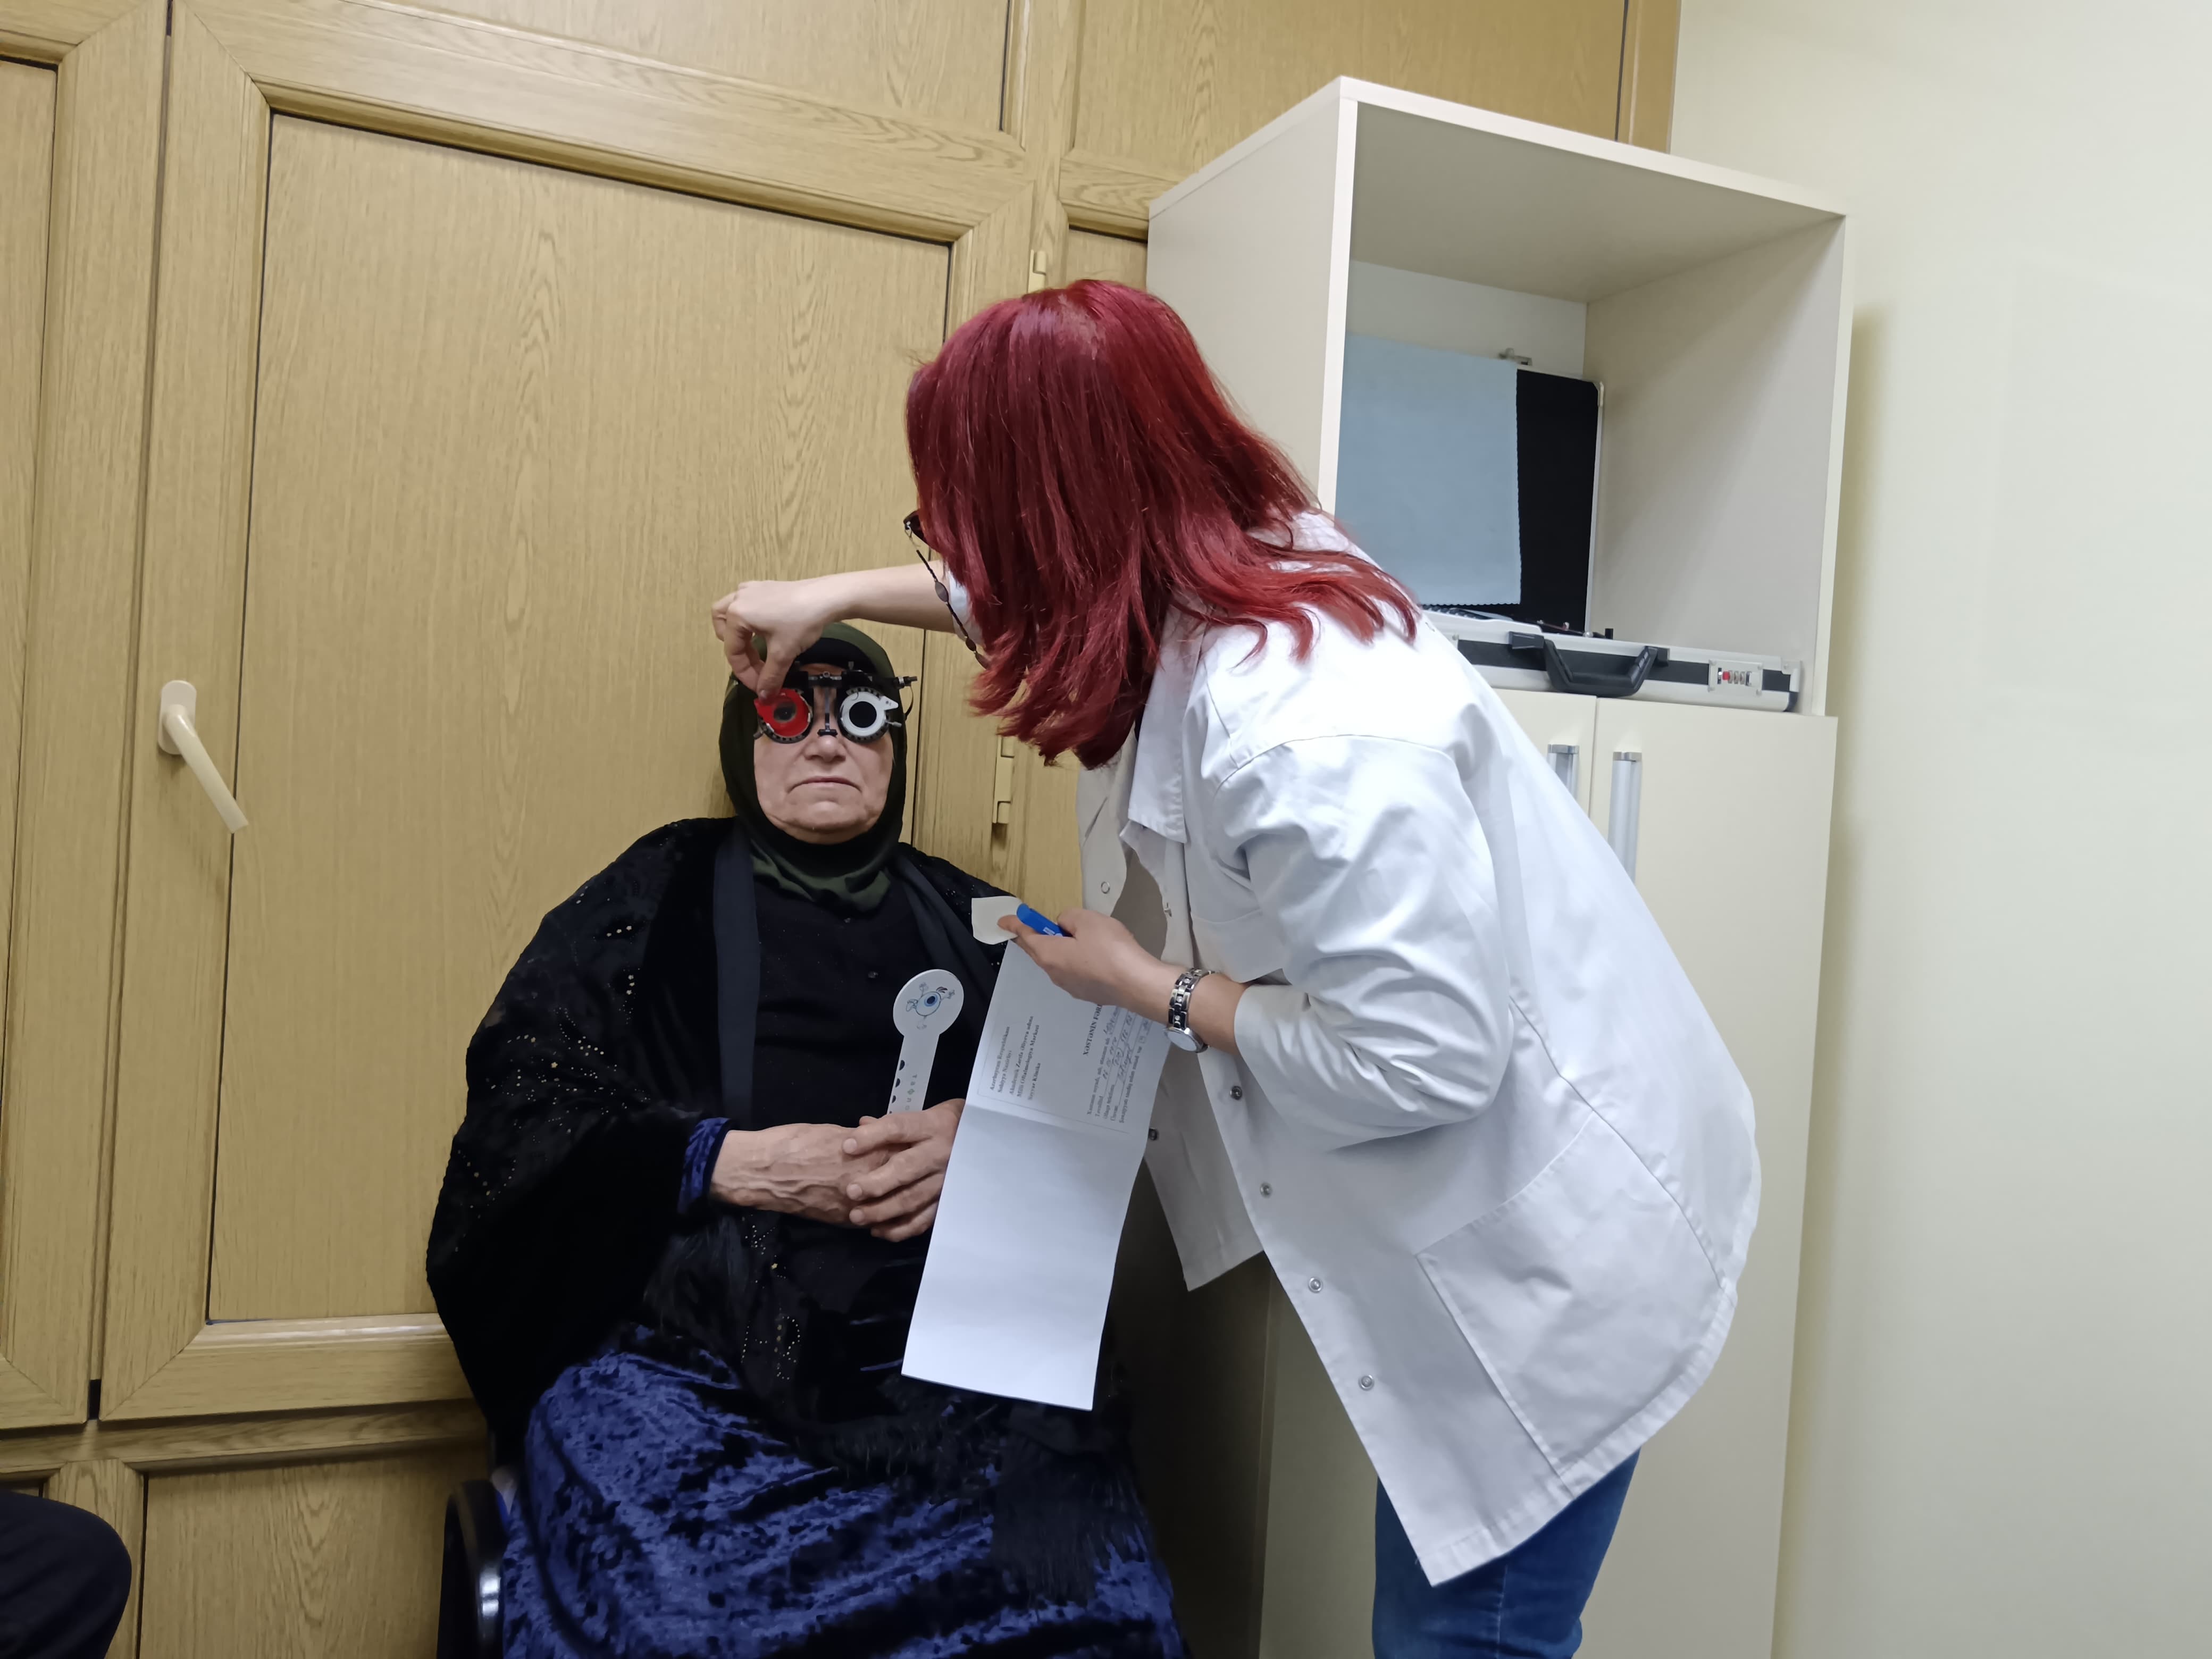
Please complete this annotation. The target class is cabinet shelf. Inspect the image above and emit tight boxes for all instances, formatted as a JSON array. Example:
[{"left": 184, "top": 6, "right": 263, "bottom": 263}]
[{"left": 1147, "top": 78, "right": 1850, "bottom": 713}]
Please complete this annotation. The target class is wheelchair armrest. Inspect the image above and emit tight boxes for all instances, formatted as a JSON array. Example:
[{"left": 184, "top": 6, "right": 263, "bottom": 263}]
[{"left": 439, "top": 1476, "right": 511, "bottom": 1659}]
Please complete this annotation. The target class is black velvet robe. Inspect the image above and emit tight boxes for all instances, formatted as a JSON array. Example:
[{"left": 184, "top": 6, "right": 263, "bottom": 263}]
[
  {"left": 425, "top": 816, "right": 1007, "bottom": 1455},
  {"left": 428, "top": 819, "right": 1184, "bottom": 1650}
]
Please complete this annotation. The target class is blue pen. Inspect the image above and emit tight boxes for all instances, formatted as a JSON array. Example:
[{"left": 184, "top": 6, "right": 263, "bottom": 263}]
[{"left": 1014, "top": 902, "right": 1067, "bottom": 936}]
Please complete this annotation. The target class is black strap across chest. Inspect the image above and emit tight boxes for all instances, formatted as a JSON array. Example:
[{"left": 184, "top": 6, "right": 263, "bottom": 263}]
[{"left": 712, "top": 826, "right": 760, "bottom": 1120}]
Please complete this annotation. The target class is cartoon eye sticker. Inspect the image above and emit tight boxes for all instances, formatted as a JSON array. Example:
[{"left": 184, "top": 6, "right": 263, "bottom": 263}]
[
  {"left": 836, "top": 687, "right": 900, "bottom": 742},
  {"left": 755, "top": 686, "right": 814, "bottom": 742},
  {"left": 886, "top": 972, "right": 965, "bottom": 1115}
]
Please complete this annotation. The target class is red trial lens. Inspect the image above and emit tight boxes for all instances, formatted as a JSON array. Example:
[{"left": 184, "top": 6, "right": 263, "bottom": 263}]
[{"left": 755, "top": 687, "right": 814, "bottom": 741}]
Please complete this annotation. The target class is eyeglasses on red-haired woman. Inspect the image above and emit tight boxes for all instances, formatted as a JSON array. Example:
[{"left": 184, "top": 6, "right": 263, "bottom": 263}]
[{"left": 710, "top": 279, "right": 1759, "bottom": 1659}]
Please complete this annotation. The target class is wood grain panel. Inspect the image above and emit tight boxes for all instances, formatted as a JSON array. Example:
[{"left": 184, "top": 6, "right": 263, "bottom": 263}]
[
  {"left": 0, "top": 0, "right": 164, "bottom": 1427},
  {"left": 0, "top": 1398, "right": 483, "bottom": 1479},
  {"left": 428, "top": 0, "right": 1012, "bottom": 131},
  {"left": 908, "top": 186, "right": 1033, "bottom": 875},
  {"left": 1003, "top": 739, "right": 1082, "bottom": 921},
  {"left": 0, "top": 0, "right": 136, "bottom": 61},
  {"left": 106, "top": 1318, "right": 468, "bottom": 1422},
  {"left": 0, "top": 62, "right": 55, "bottom": 1134},
  {"left": 190, "top": 0, "right": 1030, "bottom": 242},
  {"left": 47, "top": 1458, "right": 144, "bottom": 1659},
  {"left": 1001, "top": 0, "right": 1078, "bottom": 280},
  {"left": 1074, "top": 0, "right": 1627, "bottom": 177},
  {"left": 833, "top": 16, "right": 1052, "bottom": 863},
  {"left": 1064, "top": 228, "right": 1146, "bottom": 289},
  {"left": 1059, "top": 148, "right": 1179, "bottom": 238},
  {"left": 100, "top": 0, "right": 274, "bottom": 1418},
  {"left": 139, "top": 1444, "right": 483, "bottom": 1659},
  {"left": 1619, "top": 0, "right": 1680, "bottom": 150},
  {"left": 205, "top": 119, "right": 946, "bottom": 1320}
]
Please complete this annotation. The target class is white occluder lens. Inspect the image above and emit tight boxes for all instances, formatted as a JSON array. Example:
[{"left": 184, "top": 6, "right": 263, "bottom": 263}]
[{"left": 839, "top": 688, "right": 899, "bottom": 740}]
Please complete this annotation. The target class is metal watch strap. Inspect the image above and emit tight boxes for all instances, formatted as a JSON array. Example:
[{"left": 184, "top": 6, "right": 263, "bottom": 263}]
[{"left": 1167, "top": 967, "right": 1214, "bottom": 1048}]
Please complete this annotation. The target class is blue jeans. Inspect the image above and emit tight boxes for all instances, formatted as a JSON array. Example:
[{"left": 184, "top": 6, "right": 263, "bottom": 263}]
[{"left": 1373, "top": 1454, "right": 1636, "bottom": 1659}]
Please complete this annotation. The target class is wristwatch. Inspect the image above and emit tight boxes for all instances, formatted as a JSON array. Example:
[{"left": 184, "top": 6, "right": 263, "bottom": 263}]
[{"left": 1165, "top": 967, "right": 1215, "bottom": 1053}]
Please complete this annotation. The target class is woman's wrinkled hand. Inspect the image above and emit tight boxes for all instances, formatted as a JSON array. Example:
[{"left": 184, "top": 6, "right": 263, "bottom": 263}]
[
  {"left": 709, "top": 577, "right": 837, "bottom": 692},
  {"left": 710, "top": 1122, "right": 884, "bottom": 1226},
  {"left": 1002, "top": 908, "right": 1180, "bottom": 1020},
  {"left": 839, "top": 1098, "right": 965, "bottom": 1241}
]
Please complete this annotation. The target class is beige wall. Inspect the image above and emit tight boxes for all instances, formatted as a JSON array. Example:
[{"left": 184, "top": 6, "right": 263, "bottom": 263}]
[{"left": 1672, "top": 4, "right": 2212, "bottom": 1655}]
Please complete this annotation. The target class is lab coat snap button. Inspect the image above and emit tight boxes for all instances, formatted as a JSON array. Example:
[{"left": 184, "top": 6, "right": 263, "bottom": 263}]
[
  {"left": 1359, "top": 1375, "right": 1374, "bottom": 1391},
  {"left": 1147, "top": 1128, "right": 1158, "bottom": 1141},
  {"left": 1307, "top": 1277, "right": 1322, "bottom": 1293},
  {"left": 1099, "top": 882, "right": 1111, "bottom": 894},
  {"left": 1260, "top": 1183, "right": 1272, "bottom": 1196},
  {"left": 1229, "top": 1085, "right": 1243, "bottom": 1100}
]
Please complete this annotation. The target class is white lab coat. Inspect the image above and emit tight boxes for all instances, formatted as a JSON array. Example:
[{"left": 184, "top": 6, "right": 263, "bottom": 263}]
[{"left": 952, "top": 532, "right": 1759, "bottom": 1585}]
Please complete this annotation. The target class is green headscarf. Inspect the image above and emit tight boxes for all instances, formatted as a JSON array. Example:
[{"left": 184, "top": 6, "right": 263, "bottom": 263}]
[{"left": 719, "top": 622, "right": 907, "bottom": 915}]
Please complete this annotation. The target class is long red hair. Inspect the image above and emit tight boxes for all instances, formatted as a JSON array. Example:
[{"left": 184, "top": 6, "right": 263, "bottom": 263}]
[{"left": 906, "top": 280, "right": 1415, "bottom": 768}]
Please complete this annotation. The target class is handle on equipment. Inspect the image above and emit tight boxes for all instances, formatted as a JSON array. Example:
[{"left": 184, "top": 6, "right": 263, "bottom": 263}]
[{"left": 1508, "top": 634, "right": 1667, "bottom": 699}]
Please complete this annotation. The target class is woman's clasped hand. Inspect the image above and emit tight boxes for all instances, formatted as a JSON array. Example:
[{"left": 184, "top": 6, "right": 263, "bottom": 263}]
[
  {"left": 705, "top": 1100, "right": 960, "bottom": 1239},
  {"left": 842, "top": 1097, "right": 964, "bottom": 1239}
]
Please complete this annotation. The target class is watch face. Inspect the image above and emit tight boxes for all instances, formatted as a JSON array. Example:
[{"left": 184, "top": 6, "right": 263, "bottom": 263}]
[{"left": 1166, "top": 1025, "right": 1202, "bottom": 1053}]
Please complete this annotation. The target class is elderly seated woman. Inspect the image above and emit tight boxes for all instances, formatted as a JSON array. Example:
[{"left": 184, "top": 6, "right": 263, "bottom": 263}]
[{"left": 428, "top": 625, "right": 1184, "bottom": 1659}]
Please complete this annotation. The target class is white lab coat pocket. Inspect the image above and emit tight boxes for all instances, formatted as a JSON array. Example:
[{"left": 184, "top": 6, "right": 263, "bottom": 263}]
[{"left": 1417, "top": 1112, "right": 1724, "bottom": 1478}]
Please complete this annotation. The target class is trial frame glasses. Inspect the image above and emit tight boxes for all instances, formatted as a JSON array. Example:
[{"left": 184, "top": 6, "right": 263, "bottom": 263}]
[{"left": 903, "top": 510, "right": 984, "bottom": 664}]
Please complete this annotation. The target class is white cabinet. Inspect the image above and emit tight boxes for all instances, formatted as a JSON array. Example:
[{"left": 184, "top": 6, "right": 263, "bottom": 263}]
[
  {"left": 1238, "top": 692, "right": 1836, "bottom": 1659},
  {"left": 1116, "top": 75, "right": 1850, "bottom": 1659},
  {"left": 1571, "top": 697, "right": 1838, "bottom": 1658},
  {"left": 1146, "top": 78, "right": 1850, "bottom": 705}
]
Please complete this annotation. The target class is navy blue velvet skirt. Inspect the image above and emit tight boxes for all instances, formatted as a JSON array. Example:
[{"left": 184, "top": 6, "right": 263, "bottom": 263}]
[{"left": 504, "top": 1343, "right": 1186, "bottom": 1658}]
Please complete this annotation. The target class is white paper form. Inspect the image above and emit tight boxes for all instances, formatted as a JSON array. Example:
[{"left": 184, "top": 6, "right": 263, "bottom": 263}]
[{"left": 901, "top": 949, "right": 1169, "bottom": 1408}]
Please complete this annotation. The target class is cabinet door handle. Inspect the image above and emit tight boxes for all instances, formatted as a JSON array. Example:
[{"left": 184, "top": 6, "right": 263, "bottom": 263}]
[
  {"left": 156, "top": 680, "right": 248, "bottom": 834},
  {"left": 1546, "top": 743, "right": 1579, "bottom": 797},
  {"left": 1607, "top": 750, "right": 1641, "bottom": 878}
]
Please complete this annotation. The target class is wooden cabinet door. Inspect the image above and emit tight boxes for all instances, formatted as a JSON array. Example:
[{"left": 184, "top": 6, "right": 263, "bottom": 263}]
[
  {"left": 0, "top": 55, "right": 64, "bottom": 1431},
  {"left": 1074, "top": 0, "right": 1630, "bottom": 180},
  {"left": 136, "top": 1442, "right": 485, "bottom": 1659},
  {"left": 99, "top": 23, "right": 961, "bottom": 1421},
  {"left": 1581, "top": 698, "right": 1837, "bottom": 1659},
  {"left": 0, "top": 6, "right": 166, "bottom": 1432}
]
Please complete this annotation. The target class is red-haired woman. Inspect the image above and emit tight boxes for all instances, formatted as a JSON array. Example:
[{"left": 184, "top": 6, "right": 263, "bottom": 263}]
[{"left": 713, "top": 281, "right": 1759, "bottom": 1659}]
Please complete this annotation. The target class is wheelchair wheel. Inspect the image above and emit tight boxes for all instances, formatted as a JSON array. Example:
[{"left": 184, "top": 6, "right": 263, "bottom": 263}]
[{"left": 438, "top": 1478, "right": 509, "bottom": 1659}]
